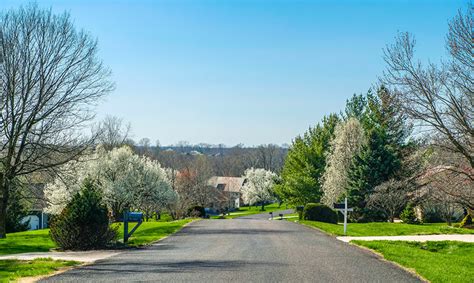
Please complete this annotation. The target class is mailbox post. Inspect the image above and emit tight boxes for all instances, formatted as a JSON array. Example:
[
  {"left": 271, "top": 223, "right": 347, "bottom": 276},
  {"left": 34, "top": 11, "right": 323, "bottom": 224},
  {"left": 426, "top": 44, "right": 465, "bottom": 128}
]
[
  {"left": 333, "top": 197, "right": 353, "bottom": 235},
  {"left": 123, "top": 210, "right": 143, "bottom": 243}
]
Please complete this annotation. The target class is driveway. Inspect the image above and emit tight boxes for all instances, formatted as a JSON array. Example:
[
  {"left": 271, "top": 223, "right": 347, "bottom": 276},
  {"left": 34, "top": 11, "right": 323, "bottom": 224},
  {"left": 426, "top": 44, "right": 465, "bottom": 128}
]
[{"left": 42, "top": 212, "right": 420, "bottom": 282}]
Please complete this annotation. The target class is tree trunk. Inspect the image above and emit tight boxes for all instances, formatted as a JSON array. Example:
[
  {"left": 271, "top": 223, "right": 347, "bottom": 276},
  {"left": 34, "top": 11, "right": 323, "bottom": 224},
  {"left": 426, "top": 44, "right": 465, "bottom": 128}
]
[
  {"left": 261, "top": 202, "right": 265, "bottom": 211},
  {"left": 0, "top": 174, "right": 9, "bottom": 238}
]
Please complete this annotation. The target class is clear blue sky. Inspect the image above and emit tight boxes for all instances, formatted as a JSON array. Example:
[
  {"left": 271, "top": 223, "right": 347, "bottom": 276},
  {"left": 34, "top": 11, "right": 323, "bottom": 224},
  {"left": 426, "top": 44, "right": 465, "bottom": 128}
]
[{"left": 1, "top": 0, "right": 466, "bottom": 146}]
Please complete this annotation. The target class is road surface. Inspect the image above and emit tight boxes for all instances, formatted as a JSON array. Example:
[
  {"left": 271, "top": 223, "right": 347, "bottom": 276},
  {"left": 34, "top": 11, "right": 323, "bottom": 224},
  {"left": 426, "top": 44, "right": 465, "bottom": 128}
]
[{"left": 42, "top": 212, "right": 420, "bottom": 282}]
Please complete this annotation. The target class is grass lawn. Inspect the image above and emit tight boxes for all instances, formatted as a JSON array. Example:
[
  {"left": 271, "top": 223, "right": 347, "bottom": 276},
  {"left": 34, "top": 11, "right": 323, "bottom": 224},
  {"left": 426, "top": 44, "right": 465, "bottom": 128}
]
[
  {"left": 211, "top": 203, "right": 292, "bottom": 219},
  {"left": 116, "top": 219, "right": 194, "bottom": 246},
  {"left": 0, "top": 229, "right": 55, "bottom": 256},
  {"left": 298, "top": 220, "right": 474, "bottom": 236},
  {"left": 0, "top": 258, "right": 79, "bottom": 283},
  {"left": 352, "top": 241, "right": 474, "bottom": 283},
  {"left": 1, "top": 219, "right": 194, "bottom": 255}
]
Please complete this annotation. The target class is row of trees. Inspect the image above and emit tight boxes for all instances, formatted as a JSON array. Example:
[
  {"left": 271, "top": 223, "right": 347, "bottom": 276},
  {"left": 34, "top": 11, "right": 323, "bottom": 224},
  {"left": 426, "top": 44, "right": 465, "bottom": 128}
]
[
  {"left": 276, "top": 5, "right": 472, "bottom": 224},
  {"left": 44, "top": 146, "right": 176, "bottom": 221}
]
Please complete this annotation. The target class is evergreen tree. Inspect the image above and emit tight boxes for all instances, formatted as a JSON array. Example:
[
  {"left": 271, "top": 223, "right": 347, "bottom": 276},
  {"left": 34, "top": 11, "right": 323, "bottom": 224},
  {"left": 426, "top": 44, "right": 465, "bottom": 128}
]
[
  {"left": 6, "top": 185, "right": 30, "bottom": 233},
  {"left": 346, "top": 86, "right": 410, "bottom": 221},
  {"left": 276, "top": 114, "right": 339, "bottom": 205},
  {"left": 343, "top": 93, "right": 367, "bottom": 121}
]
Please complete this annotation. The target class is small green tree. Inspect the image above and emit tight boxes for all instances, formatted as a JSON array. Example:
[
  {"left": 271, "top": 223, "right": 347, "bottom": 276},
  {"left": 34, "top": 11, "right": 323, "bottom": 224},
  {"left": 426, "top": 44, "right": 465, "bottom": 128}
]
[
  {"left": 6, "top": 186, "right": 30, "bottom": 233},
  {"left": 50, "top": 179, "right": 117, "bottom": 250},
  {"left": 277, "top": 114, "right": 339, "bottom": 205},
  {"left": 400, "top": 203, "right": 420, "bottom": 224}
]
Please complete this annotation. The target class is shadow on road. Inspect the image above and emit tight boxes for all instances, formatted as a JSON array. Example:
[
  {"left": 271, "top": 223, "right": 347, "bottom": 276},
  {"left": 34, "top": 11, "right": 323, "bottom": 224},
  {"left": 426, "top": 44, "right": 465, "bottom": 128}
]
[
  {"left": 175, "top": 226, "right": 296, "bottom": 235},
  {"left": 56, "top": 259, "right": 287, "bottom": 275}
]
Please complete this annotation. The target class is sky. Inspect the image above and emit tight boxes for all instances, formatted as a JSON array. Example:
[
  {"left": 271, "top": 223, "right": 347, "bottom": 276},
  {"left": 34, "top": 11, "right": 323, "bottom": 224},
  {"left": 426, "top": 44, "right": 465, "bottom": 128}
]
[{"left": 0, "top": 0, "right": 467, "bottom": 146}]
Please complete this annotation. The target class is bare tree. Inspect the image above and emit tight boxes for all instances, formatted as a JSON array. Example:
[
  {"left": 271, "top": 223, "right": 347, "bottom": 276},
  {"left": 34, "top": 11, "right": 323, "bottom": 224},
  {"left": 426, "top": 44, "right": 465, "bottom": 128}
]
[
  {"left": 137, "top": 137, "right": 152, "bottom": 157},
  {"left": 166, "top": 155, "right": 217, "bottom": 219},
  {"left": 97, "top": 116, "right": 131, "bottom": 150},
  {"left": 367, "top": 179, "right": 410, "bottom": 222},
  {"left": 382, "top": 5, "right": 473, "bottom": 169},
  {"left": 419, "top": 149, "right": 474, "bottom": 212},
  {"left": 0, "top": 5, "right": 113, "bottom": 237},
  {"left": 256, "top": 144, "right": 285, "bottom": 173}
]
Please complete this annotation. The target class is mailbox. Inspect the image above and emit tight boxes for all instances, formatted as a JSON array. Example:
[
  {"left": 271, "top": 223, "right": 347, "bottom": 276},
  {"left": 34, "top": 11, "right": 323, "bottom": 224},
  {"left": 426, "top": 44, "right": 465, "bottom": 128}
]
[{"left": 127, "top": 212, "right": 143, "bottom": 222}]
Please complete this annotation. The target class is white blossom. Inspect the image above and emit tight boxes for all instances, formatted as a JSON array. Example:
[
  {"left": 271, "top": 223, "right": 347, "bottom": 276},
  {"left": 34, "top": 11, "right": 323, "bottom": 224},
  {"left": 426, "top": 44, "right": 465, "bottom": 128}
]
[
  {"left": 45, "top": 146, "right": 175, "bottom": 217},
  {"left": 241, "top": 168, "right": 278, "bottom": 206},
  {"left": 321, "top": 118, "right": 365, "bottom": 206}
]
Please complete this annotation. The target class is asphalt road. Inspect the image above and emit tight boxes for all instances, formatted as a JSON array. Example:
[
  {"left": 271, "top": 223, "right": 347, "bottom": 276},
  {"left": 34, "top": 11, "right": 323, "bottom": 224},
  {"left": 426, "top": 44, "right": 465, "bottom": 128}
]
[{"left": 42, "top": 211, "right": 420, "bottom": 283}]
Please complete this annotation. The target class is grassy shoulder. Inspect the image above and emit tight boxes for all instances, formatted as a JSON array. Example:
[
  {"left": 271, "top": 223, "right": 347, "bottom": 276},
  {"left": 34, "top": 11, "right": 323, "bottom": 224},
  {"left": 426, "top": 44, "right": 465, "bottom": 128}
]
[
  {"left": 0, "top": 258, "right": 80, "bottom": 283},
  {"left": 1, "top": 219, "right": 194, "bottom": 255},
  {"left": 298, "top": 220, "right": 474, "bottom": 236},
  {"left": 352, "top": 240, "right": 474, "bottom": 283},
  {"left": 211, "top": 203, "right": 292, "bottom": 219}
]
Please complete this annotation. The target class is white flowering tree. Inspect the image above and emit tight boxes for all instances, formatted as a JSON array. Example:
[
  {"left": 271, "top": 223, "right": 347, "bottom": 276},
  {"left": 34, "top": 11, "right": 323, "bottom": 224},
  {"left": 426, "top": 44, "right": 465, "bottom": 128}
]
[
  {"left": 321, "top": 118, "right": 365, "bottom": 206},
  {"left": 241, "top": 168, "right": 278, "bottom": 210},
  {"left": 45, "top": 146, "right": 175, "bottom": 220}
]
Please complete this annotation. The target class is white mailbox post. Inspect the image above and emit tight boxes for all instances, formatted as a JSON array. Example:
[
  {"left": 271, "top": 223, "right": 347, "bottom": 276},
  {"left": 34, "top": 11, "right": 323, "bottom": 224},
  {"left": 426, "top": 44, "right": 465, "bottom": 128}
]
[{"left": 333, "top": 197, "right": 353, "bottom": 235}]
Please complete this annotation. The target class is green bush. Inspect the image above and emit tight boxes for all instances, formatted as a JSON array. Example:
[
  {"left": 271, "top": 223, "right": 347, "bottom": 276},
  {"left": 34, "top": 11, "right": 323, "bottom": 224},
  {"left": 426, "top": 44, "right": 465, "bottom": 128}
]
[
  {"left": 303, "top": 203, "right": 338, "bottom": 224},
  {"left": 187, "top": 205, "right": 205, "bottom": 218},
  {"left": 49, "top": 179, "right": 117, "bottom": 250},
  {"left": 296, "top": 206, "right": 304, "bottom": 220},
  {"left": 400, "top": 203, "right": 420, "bottom": 224}
]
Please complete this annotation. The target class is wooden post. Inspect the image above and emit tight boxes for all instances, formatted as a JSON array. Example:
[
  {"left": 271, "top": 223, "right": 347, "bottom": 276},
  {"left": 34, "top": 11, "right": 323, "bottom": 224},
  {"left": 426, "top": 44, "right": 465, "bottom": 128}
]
[{"left": 124, "top": 209, "right": 129, "bottom": 243}]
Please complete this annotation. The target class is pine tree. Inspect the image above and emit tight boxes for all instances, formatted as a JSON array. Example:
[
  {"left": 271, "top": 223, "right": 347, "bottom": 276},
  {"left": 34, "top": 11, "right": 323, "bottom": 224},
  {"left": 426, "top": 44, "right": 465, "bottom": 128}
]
[
  {"left": 346, "top": 86, "right": 410, "bottom": 221},
  {"left": 276, "top": 114, "right": 339, "bottom": 205}
]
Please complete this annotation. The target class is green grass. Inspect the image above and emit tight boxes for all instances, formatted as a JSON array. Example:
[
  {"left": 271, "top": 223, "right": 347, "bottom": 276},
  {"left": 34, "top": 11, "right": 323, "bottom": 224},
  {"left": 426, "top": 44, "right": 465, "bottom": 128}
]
[
  {"left": 0, "top": 258, "right": 79, "bottom": 283},
  {"left": 211, "top": 203, "right": 292, "bottom": 219},
  {"left": 352, "top": 241, "right": 474, "bottom": 283},
  {"left": 116, "top": 219, "right": 194, "bottom": 246},
  {"left": 0, "top": 229, "right": 56, "bottom": 255},
  {"left": 298, "top": 221, "right": 474, "bottom": 236},
  {"left": 1, "top": 219, "right": 193, "bottom": 255}
]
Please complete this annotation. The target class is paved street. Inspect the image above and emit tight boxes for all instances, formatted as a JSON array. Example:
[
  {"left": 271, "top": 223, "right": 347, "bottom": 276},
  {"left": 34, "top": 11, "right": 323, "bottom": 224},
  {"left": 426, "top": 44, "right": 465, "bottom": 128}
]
[{"left": 42, "top": 212, "right": 420, "bottom": 282}]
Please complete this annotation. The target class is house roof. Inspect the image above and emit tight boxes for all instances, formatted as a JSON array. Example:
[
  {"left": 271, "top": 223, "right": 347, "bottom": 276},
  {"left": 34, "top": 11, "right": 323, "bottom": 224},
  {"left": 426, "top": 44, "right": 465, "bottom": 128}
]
[{"left": 208, "top": 176, "right": 246, "bottom": 193}]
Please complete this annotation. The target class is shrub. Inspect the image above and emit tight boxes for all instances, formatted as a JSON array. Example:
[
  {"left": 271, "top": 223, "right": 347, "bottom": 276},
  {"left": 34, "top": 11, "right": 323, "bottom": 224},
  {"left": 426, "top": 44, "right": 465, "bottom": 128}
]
[
  {"left": 303, "top": 203, "right": 338, "bottom": 224},
  {"left": 49, "top": 179, "right": 117, "bottom": 250},
  {"left": 460, "top": 214, "right": 473, "bottom": 228},
  {"left": 400, "top": 203, "right": 420, "bottom": 224},
  {"left": 296, "top": 206, "right": 304, "bottom": 220},
  {"left": 187, "top": 205, "right": 205, "bottom": 218}
]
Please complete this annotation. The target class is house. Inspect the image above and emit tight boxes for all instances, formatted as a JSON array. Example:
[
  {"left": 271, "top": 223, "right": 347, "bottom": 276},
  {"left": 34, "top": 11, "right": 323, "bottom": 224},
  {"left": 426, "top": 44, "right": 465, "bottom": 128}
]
[
  {"left": 208, "top": 176, "right": 246, "bottom": 211},
  {"left": 21, "top": 183, "right": 49, "bottom": 230}
]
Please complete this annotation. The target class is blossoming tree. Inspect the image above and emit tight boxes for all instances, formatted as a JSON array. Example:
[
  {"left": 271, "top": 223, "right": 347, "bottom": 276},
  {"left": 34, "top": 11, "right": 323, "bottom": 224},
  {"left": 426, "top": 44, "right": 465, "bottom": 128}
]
[
  {"left": 321, "top": 118, "right": 365, "bottom": 206},
  {"left": 45, "top": 146, "right": 176, "bottom": 220},
  {"left": 241, "top": 168, "right": 278, "bottom": 210}
]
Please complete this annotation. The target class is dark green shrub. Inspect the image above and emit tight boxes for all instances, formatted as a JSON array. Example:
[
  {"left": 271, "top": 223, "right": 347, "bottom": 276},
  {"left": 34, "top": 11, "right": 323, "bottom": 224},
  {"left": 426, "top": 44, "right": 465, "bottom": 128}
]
[
  {"left": 400, "top": 203, "right": 420, "bottom": 224},
  {"left": 296, "top": 206, "right": 304, "bottom": 220},
  {"left": 188, "top": 205, "right": 205, "bottom": 218},
  {"left": 303, "top": 203, "right": 338, "bottom": 224},
  {"left": 50, "top": 180, "right": 117, "bottom": 250}
]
